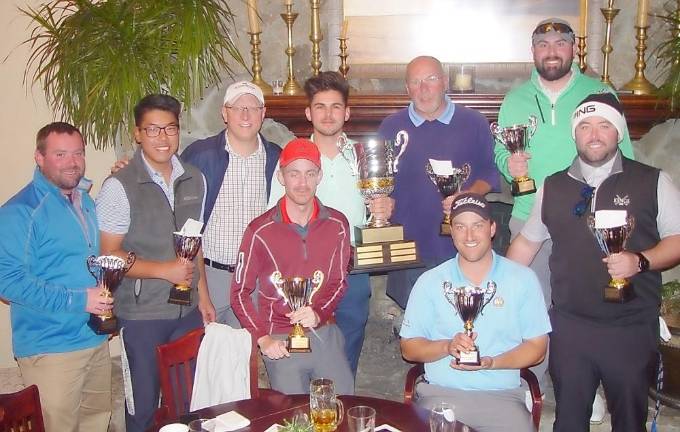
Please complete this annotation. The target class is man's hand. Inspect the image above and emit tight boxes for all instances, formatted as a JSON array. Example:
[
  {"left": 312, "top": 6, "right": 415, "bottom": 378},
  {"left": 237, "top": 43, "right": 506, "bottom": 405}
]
[
  {"left": 446, "top": 331, "right": 477, "bottom": 358},
  {"left": 507, "top": 152, "right": 531, "bottom": 178},
  {"left": 162, "top": 259, "right": 194, "bottom": 285},
  {"left": 110, "top": 158, "right": 130, "bottom": 174},
  {"left": 450, "top": 356, "right": 494, "bottom": 371},
  {"left": 287, "top": 306, "right": 320, "bottom": 328},
  {"left": 258, "top": 335, "right": 290, "bottom": 360},
  {"left": 604, "top": 251, "right": 640, "bottom": 280},
  {"left": 85, "top": 286, "right": 114, "bottom": 315},
  {"left": 198, "top": 296, "right": 216, "bottom": 325},
  {"left": 368, "top": 195, "right": 395, "bottom": 221}
]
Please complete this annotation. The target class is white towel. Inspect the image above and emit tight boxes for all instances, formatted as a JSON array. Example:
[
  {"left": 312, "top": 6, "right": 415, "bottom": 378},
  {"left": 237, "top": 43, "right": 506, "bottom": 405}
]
[{"left": 190, "top": 323, "right": 252, "bottom": 411}]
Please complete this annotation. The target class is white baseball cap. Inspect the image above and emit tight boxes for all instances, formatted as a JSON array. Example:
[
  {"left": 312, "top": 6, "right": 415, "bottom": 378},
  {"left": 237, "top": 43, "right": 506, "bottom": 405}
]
[{"left": 223, "top": 81, "right": 265, "bottom": 106}]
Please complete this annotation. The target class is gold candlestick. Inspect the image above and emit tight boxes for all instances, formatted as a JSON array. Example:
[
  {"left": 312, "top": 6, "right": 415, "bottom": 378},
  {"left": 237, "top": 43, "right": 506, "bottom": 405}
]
[
  {"left": 576, "top": 36, "right": 587, "bottom": 72},
  {"left": 338, "top": 38, "right": 349, "bottom": 79},
  {"left": 309, "top": 0, "right": 323, "bottom": 76},
  {"left": 248, "top": 32, "right": 272, "bottom": 95},
  {"left": 281, "top": 5, "right": 303, "bottom": 95},
  {"left": 622, "top": 26, "right": 657, "bottom": 95},
  {"left": 599, "top": 6, "right": 620, "bottom": 87}
]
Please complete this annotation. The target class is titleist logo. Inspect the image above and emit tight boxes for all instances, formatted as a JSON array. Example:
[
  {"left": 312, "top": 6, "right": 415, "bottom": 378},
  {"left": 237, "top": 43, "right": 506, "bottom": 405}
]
[{"left": 452, "top": 197, "right": 486, "bottom": 210}]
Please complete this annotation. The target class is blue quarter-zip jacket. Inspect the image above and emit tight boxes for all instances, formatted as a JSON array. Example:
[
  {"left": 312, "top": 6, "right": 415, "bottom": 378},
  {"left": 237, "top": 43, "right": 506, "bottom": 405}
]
[{"left": 0, "top": 168, "right": 104, "bottom": 358}]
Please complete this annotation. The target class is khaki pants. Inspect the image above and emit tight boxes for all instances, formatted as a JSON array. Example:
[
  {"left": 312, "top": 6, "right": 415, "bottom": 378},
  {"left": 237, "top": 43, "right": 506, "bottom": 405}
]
[{"left": 17, "top": 341, "right": 112, "bottom": 432}]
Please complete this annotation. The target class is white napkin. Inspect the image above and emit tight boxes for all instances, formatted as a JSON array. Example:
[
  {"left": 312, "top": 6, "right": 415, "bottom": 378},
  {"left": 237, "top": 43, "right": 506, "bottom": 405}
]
[
  {"left": 202, "top": 411, "right": 251, "bottom": 432},
  {"left": 428, "top": 159, "right": 454, "bottom": 176},
  {"left": 594, "top": 210, "right": 627, "bottom": 229},
  {"left": 660, "top": 316, "right": 672, "bottom": 342},
  {"left": 176, "top": 218, "right": 204, "bottom": 236}
]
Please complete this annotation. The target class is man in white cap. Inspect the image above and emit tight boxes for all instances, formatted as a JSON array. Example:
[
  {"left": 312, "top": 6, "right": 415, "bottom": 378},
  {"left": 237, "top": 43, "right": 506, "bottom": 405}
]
[
  {"left": 508, "top": 93, "right": 680, "bottom": 431},
  {"left": 181, "top": 81, "right": 281, "bottom": 326}
]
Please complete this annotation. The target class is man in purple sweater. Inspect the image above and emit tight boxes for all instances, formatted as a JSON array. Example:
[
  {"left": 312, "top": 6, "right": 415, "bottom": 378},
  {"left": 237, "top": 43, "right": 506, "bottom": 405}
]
[{"left": 378, "top": 56, "right": 499, "bottom": 308}]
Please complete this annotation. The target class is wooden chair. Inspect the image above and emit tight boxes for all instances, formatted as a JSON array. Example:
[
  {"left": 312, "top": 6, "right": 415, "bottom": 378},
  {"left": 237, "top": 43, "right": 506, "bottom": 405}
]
[
  {"left": 0, "top": 385, "right": 46, "bottom": 432},
  {"left": 155, "top": 326, "right": 277, "bottom": 425},
  {"left": 403, "top": 364, "right": 543, "bottom": 431}
]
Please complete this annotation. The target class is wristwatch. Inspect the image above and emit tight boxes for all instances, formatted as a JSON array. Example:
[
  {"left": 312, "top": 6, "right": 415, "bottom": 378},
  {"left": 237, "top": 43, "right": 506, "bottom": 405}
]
[{"left": 635, "top": 252, "right": 650, "bottom": 273}]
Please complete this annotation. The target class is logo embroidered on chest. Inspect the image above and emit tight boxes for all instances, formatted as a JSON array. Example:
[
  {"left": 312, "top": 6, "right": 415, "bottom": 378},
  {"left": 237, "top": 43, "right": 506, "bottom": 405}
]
[
  {"left": 613, "top": 194, "right": 630, "bottom": 206},
  {"left": 493, "top": 297, "right": 504, "bottom": 307}
]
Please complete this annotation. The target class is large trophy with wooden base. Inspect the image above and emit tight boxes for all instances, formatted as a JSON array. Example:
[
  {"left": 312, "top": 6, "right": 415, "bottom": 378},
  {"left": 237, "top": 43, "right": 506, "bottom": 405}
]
[
  {"left": 338, "top": 132, "right": 420, "bottom": 272},
  {"left": 490, "top": 115, "right": 537, "bottom": 196},
  {"left": 271, "top": 270, "right": 324, "bottom": 353},
  {"left": 87, "top": 252, "right": 136, "bottom": 334}
]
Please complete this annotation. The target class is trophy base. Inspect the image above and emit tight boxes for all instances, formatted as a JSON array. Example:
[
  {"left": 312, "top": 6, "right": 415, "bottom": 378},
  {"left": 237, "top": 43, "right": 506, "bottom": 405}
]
[
  {"left": 355, "top": 224, "right": 404, "bottom": 244},
  {"left": 440, "top": 222, "right": 451, "bottom": 236},
  {"left": 287, "top": 334, "right": 311, "bottom": 353},
  {"left": 511, "top": 178, "right": 537, "bottom": 196},
  {"left": 457, "top": 349, "right": 481, "bottom": 366},
  {"left": 88, "top": 314, "right": 118, "bottom": 335},
  {"left": 352, "top": 240, "right": 420, "bottom": 273},
  {"left": 168, "top": 286, "right": 192, "bottom": 306},
  {"left": 604, "top": 281, "right": 635, "bottom": 303}
]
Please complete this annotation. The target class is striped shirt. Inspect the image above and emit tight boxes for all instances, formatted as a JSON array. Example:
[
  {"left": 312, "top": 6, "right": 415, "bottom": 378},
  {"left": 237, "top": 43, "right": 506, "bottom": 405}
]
[{"left": 203, "top": 134, "right": 267, "bottom": 264}]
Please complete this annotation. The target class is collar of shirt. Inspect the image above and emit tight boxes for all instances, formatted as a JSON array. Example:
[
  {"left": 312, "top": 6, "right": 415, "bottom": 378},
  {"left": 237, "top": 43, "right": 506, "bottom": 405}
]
[
  {"left": 280, "top": 197, "right": 320, "bottom": 225},
  {"left": 225, "top": 131, "right": 264, "bottom": 157},
  {"left": 140, "top": 152, "right": 185, "bottom": 185},
  {"left": 536, "top": 66, "right": 576, "bottom": 103},
  {"left": 451, "top": 250, "right": 500, "bottom": 287},
  {"left": 408, "top": 98, "right": 455, "bottom": 127},
  {"left": 578, "top": 152, "right": 619, "bottom": 188}
]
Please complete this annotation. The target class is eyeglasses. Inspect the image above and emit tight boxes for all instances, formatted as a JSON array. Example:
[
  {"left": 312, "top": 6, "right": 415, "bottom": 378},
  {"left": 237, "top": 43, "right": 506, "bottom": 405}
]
[
  {"left": 573, "top": 185, "right": 595, "bottom": 217},
  {"left": 142, "top": 125, "right": 179, "bottom": 137},
  {"left": 226, "top": 105, "right": 264, "bottom": 114},
  {"left": 407, "top": 74, "right": 442, "bottom": 87},
  {"left": 533, "top": 22, "right": 574, "bottom": 37}
]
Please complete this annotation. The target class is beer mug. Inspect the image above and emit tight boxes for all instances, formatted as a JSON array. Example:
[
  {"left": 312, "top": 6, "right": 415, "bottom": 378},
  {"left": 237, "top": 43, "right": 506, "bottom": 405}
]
[{"left": 310, "top": 378, "right": 344, "bottom": 432}]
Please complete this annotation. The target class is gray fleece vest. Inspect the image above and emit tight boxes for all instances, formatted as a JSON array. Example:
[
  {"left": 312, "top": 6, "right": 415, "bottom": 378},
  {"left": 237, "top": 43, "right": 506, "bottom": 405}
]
[{"left": 112, "top": 150, "right": 204, "bottom": 320}]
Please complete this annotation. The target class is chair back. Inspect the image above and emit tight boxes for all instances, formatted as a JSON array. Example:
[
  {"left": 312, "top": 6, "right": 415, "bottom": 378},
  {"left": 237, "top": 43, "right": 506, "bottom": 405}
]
[
  {"left": 156, "top": 326, "right": 261, "bottom": 422},
  {"left": 0, "top": 385, "right": 46, "bottom": 432}
]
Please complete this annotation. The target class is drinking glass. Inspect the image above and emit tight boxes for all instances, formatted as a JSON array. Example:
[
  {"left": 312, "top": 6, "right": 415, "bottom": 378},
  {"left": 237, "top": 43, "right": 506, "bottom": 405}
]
[
  {"left": 429, "top": 402, "right": 455, "bottom": 432},
  {"left": 310, "top": 378, "right": 344, "bottom": 432},
  {"left": 272, "top": 79, "right": 284, "bottom": 95},
  {"left": 347, "top": 405, "right": 376, "bottom": 432},
  {"left": 187, "top": 419, "right": 209, "bottom": 432}
]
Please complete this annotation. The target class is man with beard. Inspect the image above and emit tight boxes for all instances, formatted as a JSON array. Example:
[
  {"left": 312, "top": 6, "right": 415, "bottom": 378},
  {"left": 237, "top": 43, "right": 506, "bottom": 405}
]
[
  {"left": 507, "top": 93, "right": 680, "bottom": 431},
  {"left": 267, "top": 71, "right": 393, "bottom": 377},
  {"left": 494, "top": 18, "right": 634, "bottom": 417},
  {"left": 0, "top": 122, "right": 113, "bottom": 432}
]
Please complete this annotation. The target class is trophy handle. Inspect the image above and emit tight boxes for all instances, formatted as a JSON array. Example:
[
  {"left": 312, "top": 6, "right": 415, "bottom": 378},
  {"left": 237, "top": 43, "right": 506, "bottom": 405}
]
[
  {"left": 86, "top": 255, "right": 99, "bottom": 280},
  {"left": 489, "top": 122, "right": 503, "bottom": 143},
  {"left": 308, "top": 270, "right": 325, "bottom": 304},
  {"left": 480, "top": 281, "right": 497, "bottom": 315},
  {"left": 270, "top": 271, "right": 286, "bottom": 302},
  {"left": 336, "top": 136, "right": 359, "bottom": 176},
  {"left": 393, "top": 130, "right": 409, "bottom": 172},
  {"left": 124, "top": 252, "right": 136, "bottom": 272},
  {"left": 425, "top": 162, "right": 437, "bottom": 186},
  {"left": 460, "top": 163, "right": 472, "bottom": 184}
]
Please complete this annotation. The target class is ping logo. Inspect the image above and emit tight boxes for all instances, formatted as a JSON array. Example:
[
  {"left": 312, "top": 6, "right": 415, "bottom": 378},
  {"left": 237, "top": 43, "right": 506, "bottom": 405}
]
[{"left": 573, "top": 104, "right": 596, "bottom": 119}]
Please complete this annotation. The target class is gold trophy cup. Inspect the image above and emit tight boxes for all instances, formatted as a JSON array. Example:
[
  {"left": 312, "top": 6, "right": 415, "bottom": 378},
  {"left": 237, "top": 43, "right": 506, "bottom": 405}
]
[
  {"left": 87, "top": 252, "right": 136, "bottom": 334},
  {"left": 271, "top": 270, "right": 324, "bottom": 352},
  {"left": 490, "top": 116, "right": 537, "bottom": 196}
]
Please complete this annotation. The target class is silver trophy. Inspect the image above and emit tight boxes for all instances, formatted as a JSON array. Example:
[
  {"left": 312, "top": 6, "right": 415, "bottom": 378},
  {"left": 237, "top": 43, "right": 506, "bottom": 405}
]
[
  {"left": 443, "top": 281, "right": 496, "bottom": 365},
  {"left": 490, "top": 115, "right": 537, "bottom": 196},
  {"left": 426, "top": 161, "right": 471, "bottom": 235},
  {"left": 87, "top": 252, "right": 136, "bottom": 334},
  {"left": 588, "top": 214, "right": 636, "bottom": 303},
  {"left": 168, "top": 233, "right": 202, "bottom": 305},
  {"left": 271, "top": 270, "right": 325, "bottom": 352},
  {"left": 337, "top": 131, "right": 408, "bottom": 228}
]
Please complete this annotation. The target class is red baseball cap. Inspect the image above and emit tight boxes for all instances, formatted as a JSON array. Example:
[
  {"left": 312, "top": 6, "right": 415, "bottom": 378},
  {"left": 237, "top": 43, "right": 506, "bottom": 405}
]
[{"left": 280, "top": 138, "right": 321, "bottom": 168}]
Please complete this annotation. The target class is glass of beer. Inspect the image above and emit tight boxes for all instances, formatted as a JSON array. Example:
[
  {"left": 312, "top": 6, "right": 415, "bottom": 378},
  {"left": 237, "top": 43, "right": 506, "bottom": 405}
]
[{"left": 310, "top": 378, "right": 344, "bottom": 432}]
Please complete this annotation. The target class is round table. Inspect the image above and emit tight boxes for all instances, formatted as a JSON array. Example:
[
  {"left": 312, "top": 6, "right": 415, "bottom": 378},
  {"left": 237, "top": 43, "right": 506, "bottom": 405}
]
[{"left": 189, "top": 393, "right": 475, "bottom": 431}]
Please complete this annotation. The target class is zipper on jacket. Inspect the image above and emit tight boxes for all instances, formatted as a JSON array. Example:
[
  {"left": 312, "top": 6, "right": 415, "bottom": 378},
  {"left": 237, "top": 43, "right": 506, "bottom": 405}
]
[{"left": 551, "top": 103, "right": 556, "bottom": 126}]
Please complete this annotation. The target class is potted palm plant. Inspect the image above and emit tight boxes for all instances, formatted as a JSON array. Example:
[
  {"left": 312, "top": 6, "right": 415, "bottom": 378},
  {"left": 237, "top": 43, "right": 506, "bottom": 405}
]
[
  {"left": 654, "top": 2, "right": 680, "bottom": 110},
  {"left": 651, "top": 280, "right": 680, "bottom": 409},
  {"left": 21, "top": 0, "right": 246, "bottom": 149}
]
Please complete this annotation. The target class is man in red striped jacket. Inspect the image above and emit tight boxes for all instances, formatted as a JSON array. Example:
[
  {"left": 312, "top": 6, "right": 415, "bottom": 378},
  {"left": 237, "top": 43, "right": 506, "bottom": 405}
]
[{"left": 230, "top": 138, "right": 354, "bottom": 395}]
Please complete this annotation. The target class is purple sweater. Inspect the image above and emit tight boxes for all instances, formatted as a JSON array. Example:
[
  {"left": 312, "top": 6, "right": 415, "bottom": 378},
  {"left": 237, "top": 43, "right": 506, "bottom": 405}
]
[{"left": 378, "top": 105, "right": 499, "bottom": 260}]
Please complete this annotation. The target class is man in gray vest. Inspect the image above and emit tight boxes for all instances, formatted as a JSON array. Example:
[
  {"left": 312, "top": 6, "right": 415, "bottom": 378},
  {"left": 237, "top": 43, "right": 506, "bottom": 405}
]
[
  {"left": 507, "top": 93, "right": 680, "bottom": 431},
  {"left": 96, "top": 94, "right": 212, "bottom": 432}
]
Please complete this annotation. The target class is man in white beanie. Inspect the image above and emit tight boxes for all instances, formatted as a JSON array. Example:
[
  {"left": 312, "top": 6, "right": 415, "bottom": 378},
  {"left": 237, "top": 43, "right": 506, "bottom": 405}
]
[{"left": 508, "top": 93, "right": 680, "bottom": 431}]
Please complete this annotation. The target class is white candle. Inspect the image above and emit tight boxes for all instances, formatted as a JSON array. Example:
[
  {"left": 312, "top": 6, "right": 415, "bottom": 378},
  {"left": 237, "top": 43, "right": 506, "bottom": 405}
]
[
  {"left": 579, "top": 0, "right": 588, "bottom": 37},
  {"left": 454, "top": 74, "right": 472, "bottom": 91},
  {"left": 341, "top": 18, "right": 349, "bottom": 39},
  {"left": 636, "top": 0, "right": 649, "bottom": 27},
  {"left": 247, "top": 0, "right": 260, "bottom": 33}
]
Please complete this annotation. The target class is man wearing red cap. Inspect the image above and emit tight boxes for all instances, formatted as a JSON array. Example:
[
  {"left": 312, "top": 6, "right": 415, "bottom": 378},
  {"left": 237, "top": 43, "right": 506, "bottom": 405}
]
[{"left": 231, "top": 138, "right": 354, "bottom": 395}]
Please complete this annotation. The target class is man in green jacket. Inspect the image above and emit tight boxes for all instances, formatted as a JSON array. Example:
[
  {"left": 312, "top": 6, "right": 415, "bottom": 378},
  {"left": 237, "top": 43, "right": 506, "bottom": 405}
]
[{"left": 494, "top": 18, "right": 635, "bottom": 422}]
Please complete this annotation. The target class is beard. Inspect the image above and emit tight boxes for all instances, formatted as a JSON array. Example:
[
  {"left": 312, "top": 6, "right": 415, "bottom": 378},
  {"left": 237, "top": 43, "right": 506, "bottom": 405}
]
[{"left": 536, "top": 56, "right": 573, "bottom": 81}]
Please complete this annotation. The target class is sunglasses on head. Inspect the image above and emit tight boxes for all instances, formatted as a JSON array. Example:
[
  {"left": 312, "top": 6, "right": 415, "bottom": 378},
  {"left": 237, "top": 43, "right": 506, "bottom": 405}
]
[{"left": 533, "top": 22, "right": 574, "bottom": 36}]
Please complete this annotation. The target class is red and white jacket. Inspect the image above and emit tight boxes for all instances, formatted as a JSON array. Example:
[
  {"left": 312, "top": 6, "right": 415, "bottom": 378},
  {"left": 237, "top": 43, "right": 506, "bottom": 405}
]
[{"left": 230, "top": 198, "right": 350, "bottom": 341}]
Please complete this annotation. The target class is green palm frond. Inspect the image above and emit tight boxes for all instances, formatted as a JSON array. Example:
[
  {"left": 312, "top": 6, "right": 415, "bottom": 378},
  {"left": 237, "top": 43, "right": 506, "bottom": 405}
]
[
  {"left": 21, "top": 0, "right": 246, "bottom": 149},
  {"left": 654, "top": 8, "right": 680, "bottom": 111}
]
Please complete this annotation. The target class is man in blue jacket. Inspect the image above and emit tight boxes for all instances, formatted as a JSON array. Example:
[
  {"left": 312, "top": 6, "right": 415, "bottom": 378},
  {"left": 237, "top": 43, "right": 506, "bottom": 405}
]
[
  {"left": 181, "top": 81, "right": 281, "bottom": 326},
  {"left": 0, "top": 122, "right": 113, "bottom": 432}
]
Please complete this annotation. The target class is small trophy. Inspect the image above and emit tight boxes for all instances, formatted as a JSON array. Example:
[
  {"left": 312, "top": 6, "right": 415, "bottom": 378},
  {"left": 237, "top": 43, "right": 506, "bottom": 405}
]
[
  {"left": 426, "top": 159, "right": 471, "bottom": 236},
  {"left": 588, "top": 210, "right": 636, "bottom": 303},
  {"left": 169, "top": 218, "right": 204, "bottom": 306},
  {"left": 271, "top": 270, "right": 324, "bottom": 353},
  {"left": 86, "top": 252, "right": 136, "bottom": 334},
  {"left": 443, "top": 281, "right": 496, "bottom": 365},
  {"left": 490, "top": 115, "right": 537, "bottom": 196}
]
